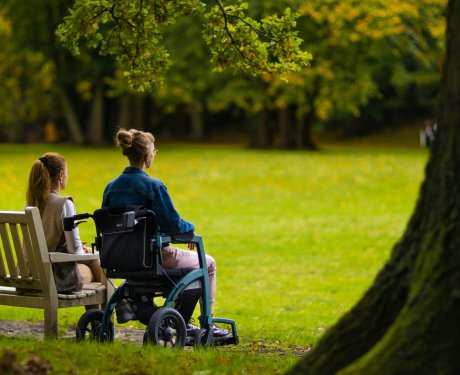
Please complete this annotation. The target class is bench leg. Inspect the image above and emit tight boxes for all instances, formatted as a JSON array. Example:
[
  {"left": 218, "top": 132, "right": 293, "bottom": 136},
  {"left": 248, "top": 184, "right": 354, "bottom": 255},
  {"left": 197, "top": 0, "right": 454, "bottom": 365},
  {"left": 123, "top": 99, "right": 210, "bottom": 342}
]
[{"left": 44, "top": 306, "right": 58, "bottom": 338}]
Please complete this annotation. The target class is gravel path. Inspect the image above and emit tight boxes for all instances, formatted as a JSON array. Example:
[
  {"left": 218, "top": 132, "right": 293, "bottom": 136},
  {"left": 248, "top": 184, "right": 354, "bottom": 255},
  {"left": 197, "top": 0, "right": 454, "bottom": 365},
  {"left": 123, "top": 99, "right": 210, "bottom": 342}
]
[{"left": 0, "top": 320, "right": 146, "bottom": 344}]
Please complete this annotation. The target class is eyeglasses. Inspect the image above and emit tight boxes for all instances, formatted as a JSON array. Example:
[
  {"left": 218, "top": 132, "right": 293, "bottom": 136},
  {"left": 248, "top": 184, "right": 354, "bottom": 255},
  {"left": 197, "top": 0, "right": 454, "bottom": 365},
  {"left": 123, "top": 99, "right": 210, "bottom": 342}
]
[{"left": 153, "top": 148, "right": 158, "bottom": 155}]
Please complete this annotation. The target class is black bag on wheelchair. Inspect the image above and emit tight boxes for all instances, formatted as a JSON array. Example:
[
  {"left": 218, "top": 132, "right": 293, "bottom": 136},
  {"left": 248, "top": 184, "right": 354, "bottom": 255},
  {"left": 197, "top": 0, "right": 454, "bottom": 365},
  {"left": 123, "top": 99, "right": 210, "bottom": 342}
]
[{"left": 93, "top": 207, "right": 157, "bottom": 273}]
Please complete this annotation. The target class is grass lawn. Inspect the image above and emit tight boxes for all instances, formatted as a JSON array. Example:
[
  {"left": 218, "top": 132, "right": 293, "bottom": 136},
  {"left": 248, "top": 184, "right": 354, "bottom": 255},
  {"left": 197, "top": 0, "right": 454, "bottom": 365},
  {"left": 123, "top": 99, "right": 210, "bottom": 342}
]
[{"left": 0, "top": 141, "right": 428, "bottom": 374}]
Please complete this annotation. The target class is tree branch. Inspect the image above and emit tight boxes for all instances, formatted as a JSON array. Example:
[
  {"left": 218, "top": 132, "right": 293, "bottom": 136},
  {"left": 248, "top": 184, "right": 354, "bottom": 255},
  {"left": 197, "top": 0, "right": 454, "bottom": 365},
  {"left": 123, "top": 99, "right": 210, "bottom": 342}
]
[{"left": 213, "top": 0, "right": 268, "bottom": 73}]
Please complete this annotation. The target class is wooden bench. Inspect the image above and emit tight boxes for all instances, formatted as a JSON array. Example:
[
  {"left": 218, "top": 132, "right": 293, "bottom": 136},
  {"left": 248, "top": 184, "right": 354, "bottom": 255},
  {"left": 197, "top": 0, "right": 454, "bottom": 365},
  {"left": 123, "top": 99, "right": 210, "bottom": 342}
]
[{"left": 0, "top": 207, "right": 113, "bottom": 338}]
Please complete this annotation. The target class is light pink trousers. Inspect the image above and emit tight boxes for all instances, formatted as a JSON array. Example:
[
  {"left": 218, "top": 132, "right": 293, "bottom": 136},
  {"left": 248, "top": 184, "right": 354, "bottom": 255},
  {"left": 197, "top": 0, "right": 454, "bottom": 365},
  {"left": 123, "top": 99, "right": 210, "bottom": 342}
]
[{"left": 161, "top": 246, "right": 216, "bottom": 305}]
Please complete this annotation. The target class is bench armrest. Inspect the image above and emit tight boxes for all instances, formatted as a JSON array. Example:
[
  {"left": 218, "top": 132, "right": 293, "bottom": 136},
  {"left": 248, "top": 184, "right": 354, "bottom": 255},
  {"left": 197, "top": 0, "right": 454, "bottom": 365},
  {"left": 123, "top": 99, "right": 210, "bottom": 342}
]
[{"left": 49, "top": 252, "right": 99, "bottom": 263}]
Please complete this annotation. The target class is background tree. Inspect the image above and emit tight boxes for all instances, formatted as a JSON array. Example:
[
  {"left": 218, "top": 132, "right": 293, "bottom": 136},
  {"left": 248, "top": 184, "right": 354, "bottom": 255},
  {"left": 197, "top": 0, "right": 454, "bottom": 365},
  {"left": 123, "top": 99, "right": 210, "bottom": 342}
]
[
  {"left": 151, "top": 14, "right": 214, "bottom": 141},
  {"left": 177, "top": 0, "right": 445, "bottom": 150},
  {"left": 287, "top": 0, "right": 460, "bottom": 373},
  {"left": 265, "top": 0, "right": 446, "bottom": 149},
  {"left": 1, "top": 0, "right": 120, "bottom": 145},
  {"left": 0, "top": 0, "right": 446, "bottom": 146},
  {"left": 0, "top": 8, "right": 55, "bottom": 142}
]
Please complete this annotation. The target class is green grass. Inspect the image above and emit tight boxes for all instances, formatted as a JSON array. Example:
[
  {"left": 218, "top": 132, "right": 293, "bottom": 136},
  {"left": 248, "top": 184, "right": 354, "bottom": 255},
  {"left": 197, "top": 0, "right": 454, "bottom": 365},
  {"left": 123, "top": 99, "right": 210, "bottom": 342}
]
[{"left": 0, "top": 142, "right": 428, "bottom": 373}]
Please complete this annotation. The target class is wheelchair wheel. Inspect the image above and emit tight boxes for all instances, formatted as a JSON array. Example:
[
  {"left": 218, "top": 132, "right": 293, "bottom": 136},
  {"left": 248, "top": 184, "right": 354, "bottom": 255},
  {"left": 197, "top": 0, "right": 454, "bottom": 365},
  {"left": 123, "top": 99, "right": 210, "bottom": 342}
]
[
  {"left": 76, "top": 309, "right": 114, "bottom": 342},
  {"left": 194, "top": 328, "right": 213, "bottom": 348},
  {"left": 145, "top": 307, "right": 187, "bottom": 349}
]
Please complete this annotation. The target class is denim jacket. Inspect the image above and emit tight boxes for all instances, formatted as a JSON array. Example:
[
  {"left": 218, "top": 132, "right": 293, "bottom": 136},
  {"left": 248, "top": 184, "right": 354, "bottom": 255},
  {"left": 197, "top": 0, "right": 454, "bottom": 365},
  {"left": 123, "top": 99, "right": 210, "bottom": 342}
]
[{"left": 102, "top": 167, "right": 195, "bottom": 235}]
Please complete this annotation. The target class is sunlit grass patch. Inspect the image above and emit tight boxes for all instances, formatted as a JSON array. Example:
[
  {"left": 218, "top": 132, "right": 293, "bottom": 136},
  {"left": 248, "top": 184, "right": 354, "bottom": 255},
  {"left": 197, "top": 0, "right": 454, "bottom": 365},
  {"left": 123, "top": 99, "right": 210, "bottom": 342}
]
[{"left": 0, "top": 143, "right": 427, "bottom": 372}]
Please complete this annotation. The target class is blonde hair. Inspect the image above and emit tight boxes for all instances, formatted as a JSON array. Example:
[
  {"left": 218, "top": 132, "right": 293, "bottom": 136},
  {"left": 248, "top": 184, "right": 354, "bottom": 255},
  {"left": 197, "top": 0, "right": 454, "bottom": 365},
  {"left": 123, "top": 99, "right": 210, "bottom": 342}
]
[
  {"left": 115, "top": 128, "right": 155, "bottom": 164},
  {"left": 26, "top": 152, "right": 66, "bottom": 214}
]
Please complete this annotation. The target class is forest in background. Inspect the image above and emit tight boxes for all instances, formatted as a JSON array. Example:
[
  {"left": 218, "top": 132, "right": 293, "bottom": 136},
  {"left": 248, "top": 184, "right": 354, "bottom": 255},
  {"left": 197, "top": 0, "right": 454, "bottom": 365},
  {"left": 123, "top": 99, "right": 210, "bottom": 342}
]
[{"left": 0, "top": 0, "right": 446, "bottom": 149}]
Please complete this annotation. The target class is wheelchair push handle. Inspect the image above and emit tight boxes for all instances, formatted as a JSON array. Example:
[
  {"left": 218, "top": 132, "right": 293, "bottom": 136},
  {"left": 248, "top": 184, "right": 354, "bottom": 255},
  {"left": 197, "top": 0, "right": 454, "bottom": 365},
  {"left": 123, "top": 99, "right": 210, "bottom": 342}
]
[{"left": 63, "top": 213, "right": 93, "bottom": 231}]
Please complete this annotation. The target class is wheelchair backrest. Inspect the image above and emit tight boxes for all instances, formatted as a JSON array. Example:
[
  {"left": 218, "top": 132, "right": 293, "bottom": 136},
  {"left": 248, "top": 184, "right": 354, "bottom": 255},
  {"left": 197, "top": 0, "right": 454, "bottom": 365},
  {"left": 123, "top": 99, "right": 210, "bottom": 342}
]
[{"left": 93, "top": 207, "right": 161, "bottom": 274}]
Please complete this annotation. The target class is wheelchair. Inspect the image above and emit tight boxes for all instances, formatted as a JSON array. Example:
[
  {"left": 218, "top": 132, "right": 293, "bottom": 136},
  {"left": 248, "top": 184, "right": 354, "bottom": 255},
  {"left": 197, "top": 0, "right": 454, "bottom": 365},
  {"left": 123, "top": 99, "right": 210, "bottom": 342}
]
[{"left": 64, "top": 206, "right": 238, "bottom": 348}]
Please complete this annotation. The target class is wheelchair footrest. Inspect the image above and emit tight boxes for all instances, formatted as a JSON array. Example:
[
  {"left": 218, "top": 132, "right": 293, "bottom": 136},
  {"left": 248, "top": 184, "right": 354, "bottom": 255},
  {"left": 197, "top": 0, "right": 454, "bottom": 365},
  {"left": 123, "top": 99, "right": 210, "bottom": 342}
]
[
  {"left": 184, "top": 333, "right": 238, "bottom": 347},
  {"left": 214, "top": 333, "right": 239, "bottom": 346}
]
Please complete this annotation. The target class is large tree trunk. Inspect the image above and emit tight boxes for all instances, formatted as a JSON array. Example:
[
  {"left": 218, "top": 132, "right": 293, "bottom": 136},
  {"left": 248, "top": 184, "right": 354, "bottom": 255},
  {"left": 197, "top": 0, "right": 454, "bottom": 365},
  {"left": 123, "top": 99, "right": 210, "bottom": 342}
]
[
  {"left": 277, "top": 106, "right": 296, "bottom": 149},
  {"left": 298, "top": 76, "right": 320, "bottom": 150},
  {"left": 250, "top": 107, "right": 274, "bottom": 148},
  {"left": 288, "top": 1, "right": 460, "bottom": 374},
  {"left": 117, "top": 96, "right": 130, "bottom": 128},
  {"left": 87, "top": 81, "right": 105, "bottom": 146},
  {"left": 58, "top": 85, "right": 84, "bottom": 144},
  {"left": 188, "top": 101, "right": 204, "bottom": 141},
  {"left": 297, "top": 111, "right": 318, "bottom": 151}
]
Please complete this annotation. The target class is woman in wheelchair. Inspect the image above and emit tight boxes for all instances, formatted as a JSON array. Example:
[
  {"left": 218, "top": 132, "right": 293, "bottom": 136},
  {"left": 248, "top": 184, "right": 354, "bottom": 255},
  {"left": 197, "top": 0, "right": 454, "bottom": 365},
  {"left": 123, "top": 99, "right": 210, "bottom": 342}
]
[
  {"left": 26, "top": 152, "right": 102, "bottom": 295},
  {"left": 102, "top": 128, "right": 229, "bottom": 338}
]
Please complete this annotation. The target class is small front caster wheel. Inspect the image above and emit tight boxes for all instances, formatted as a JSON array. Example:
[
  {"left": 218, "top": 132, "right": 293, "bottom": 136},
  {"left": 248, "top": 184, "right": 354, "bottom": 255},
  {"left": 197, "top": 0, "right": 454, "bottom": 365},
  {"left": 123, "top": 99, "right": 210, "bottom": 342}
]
[
  {"left": 145, "top": 307, "right": 186, "bottom": 349},
  {"left": 194, "top": 328, "right": 213, "bottom": 348}
]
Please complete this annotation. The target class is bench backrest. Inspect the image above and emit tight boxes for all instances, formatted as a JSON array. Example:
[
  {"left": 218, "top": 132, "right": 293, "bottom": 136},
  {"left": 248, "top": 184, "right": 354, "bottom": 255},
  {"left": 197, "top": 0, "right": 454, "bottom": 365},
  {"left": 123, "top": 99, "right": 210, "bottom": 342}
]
[{"left": 0, "top": 207, "right": 53, "bottom": 293}]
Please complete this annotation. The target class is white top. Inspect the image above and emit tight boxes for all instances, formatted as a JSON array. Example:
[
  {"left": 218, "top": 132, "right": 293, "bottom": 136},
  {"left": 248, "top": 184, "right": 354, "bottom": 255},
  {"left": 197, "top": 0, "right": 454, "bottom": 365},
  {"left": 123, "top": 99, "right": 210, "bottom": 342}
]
[{"left": 62, "top": 199, "right": 84, "bottom": 255}]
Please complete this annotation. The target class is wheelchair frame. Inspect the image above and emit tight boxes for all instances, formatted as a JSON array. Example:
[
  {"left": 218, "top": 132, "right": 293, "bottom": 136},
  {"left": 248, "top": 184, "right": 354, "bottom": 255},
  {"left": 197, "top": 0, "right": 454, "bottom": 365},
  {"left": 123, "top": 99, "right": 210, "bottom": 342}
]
[{"left": 64, "top": 209, "right": 238, "bottom": 348}]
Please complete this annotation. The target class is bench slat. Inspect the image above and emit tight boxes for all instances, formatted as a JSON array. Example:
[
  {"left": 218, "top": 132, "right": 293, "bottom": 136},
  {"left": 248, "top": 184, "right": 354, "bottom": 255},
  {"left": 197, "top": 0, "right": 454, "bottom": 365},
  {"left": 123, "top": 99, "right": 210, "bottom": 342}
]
[
  {"left": 11, "top": 224, "right": 27, "bottom": 276},
  {"left": 0, "top": 276, "right": 42, "bottom": 290},
  {"left": 0, "top": 225, "right": 7, "bottom": 276},
  {"left": 57, "top": 288, "right": 100, "bottom": 299},
  {"left": 0, "top": 211, "right": 27, "bottom": 224},
  {"left": 20, "top": 224, "right": 40, "bottom": 280},
  {"left": 0, "top": 223, "right": 18, "bottom": 277}
]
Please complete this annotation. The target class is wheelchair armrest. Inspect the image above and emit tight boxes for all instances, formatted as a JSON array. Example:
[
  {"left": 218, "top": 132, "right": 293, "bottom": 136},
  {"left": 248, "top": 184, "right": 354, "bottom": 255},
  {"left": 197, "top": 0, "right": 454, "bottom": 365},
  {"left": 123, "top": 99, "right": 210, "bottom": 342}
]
[
  {"left": 159, "top": 233, "right": 202, "bottom": 247},
  {"left": 170, "top": 231, "right": 195, "bottom": 243}
]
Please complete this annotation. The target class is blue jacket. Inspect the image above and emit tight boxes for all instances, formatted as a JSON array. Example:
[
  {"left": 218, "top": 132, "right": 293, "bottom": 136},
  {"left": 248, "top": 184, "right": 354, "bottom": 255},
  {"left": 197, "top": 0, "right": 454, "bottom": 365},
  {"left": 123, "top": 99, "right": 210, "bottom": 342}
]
[{"left": 102, "top": 167, "right": 195, "bottom": 235}]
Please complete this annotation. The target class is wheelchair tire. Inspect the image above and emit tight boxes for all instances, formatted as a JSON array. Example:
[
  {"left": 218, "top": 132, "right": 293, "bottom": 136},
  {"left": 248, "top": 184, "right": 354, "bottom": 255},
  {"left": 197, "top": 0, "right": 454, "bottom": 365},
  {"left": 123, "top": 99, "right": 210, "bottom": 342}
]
[
  {"left": 145, "top": 307, "right": 187, "bottom": 349},
  {"left": 194, "top": 328, "right": 213, "bottom": 348},
  {"left": 76, "top": 309, "right": 114, "bottom": 343}
]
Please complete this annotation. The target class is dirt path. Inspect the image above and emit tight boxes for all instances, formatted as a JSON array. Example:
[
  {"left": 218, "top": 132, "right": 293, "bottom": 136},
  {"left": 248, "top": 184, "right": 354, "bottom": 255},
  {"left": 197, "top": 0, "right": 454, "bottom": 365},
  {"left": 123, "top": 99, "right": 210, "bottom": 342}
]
[{"left": 0, "top": 320, "right": 145, "bottom": 344}]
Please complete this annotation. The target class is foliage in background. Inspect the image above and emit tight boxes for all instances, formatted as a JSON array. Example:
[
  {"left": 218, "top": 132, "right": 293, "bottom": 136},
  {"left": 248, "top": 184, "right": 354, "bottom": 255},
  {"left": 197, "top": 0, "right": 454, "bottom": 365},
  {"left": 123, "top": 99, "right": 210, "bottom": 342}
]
[
  {"left": 56, "top": 0, "right": 311, "bottom": 91},
  {"left": 0, "top": 0, "right": 446, "bottom": 148},
  {"left": 151, "top": 0, "right": 447, "bottom": 149},
  {"left": 0, "top": 0, "right": 119, "bottom": 145},
  {"left": 0, "top": 9, "right": 55, "bottom": 141},
  {"left": 262, "top": 0, "right": 446, "bottom": 145}
]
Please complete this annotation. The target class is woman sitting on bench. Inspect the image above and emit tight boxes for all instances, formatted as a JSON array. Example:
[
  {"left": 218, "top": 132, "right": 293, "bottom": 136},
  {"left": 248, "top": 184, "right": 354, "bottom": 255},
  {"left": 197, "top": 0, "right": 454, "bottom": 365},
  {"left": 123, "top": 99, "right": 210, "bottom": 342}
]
[{"left": 26, "top": 152, "right": 102, "bottom": 294}]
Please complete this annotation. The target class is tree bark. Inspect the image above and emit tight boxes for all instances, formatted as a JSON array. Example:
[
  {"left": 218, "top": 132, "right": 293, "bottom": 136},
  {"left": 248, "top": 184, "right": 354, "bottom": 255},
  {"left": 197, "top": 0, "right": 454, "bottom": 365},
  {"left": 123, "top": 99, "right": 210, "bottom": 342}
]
[
  {"left": 288, "top": 1, "right": 460, "bottom": 374},
  {"left": 117, "top": 96, "right": 130, "bottom": 129},
  {"left": 250, "top": 107, "right": 274, "bottom": 148},
  {"left": 87, "top": 81, "right": 105, "bottom": 146},
  {"left": 132, "top": 96, "right": 145, "bottom": 130},
  {"left": 188, "top": 101, "right": 204, "bottom": 141},
  {"left": 277, "top": 106, "right": 296, "bottom": 149},
  {"left": 298, "top": 76, "right": 320, "bottom": 150},
  {"left": 298, "top": 111, "right": 318, "bottom": 151},
  {"left": 58, "top": 85, "right": 84, "bottom": 144}
]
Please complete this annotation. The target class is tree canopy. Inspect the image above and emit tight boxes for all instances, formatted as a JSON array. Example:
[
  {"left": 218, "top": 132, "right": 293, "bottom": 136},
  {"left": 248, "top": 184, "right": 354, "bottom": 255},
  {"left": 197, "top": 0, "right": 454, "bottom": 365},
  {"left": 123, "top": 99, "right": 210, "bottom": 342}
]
[
  {"left": 56, "top": 0, "right": 312, "bottom": 91},
  {"left": 0, "top": 0, "right": 446, "bottom": 146}
]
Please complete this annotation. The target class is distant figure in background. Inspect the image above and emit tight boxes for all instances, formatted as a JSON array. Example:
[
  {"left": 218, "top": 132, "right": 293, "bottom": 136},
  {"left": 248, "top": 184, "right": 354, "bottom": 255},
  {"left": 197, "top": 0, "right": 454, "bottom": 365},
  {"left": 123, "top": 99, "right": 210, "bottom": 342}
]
[{"left": 420, "top": 119, "right": 436, "bottom": 148}]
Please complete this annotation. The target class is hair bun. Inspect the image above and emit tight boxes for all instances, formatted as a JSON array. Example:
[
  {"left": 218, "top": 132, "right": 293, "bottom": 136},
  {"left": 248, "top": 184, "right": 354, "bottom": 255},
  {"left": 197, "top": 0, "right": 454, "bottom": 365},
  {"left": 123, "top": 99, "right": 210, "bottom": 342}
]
[{"left": 116, "top": 129, "right": 133, "bottom": 149}]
